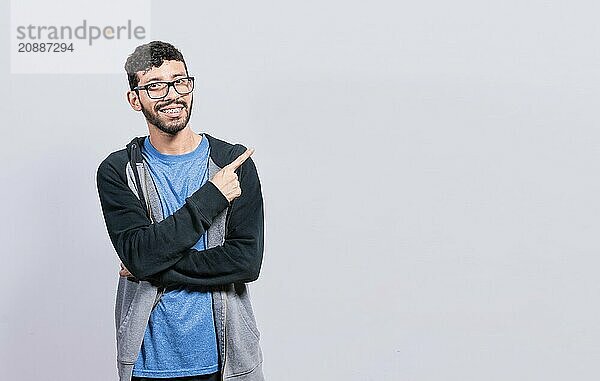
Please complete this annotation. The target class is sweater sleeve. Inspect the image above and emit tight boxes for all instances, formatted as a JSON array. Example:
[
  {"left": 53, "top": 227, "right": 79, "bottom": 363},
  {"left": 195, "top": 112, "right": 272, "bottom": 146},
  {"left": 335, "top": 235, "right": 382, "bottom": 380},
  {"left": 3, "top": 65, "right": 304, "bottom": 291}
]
[
  {"left": 148, "top": 155, "right": 264, "bottom": 286},
  {"left": 96, "top": 157, "right": 230, "bottom": 279}
]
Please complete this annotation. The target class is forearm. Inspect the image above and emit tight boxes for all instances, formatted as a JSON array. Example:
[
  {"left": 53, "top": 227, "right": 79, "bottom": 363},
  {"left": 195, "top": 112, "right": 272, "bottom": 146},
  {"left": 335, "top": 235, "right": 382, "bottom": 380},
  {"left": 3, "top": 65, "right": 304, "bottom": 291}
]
[
  {"left": 149, "top": 234, "right": 264, "bottom": 287},
  {"left": 149, "top": 154, "right": 264, "bottom": 287},
  {"left": 97, "top": 160, "right": 230, "bottom": 279}
]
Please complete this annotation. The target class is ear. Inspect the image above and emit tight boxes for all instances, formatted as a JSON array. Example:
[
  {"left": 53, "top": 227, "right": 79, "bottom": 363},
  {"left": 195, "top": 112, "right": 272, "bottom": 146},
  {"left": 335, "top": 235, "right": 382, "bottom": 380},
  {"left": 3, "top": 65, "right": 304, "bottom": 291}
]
[{"left": 127, "top": 90, "right": 142, "bottom": 111}]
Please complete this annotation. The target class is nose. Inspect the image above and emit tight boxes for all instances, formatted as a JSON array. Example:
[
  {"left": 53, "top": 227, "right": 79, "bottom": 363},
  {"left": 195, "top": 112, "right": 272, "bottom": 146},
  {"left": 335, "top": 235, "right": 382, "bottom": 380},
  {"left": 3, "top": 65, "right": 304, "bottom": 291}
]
[{"left": 162, "top": 83, "right": 178, "bottom": 102}]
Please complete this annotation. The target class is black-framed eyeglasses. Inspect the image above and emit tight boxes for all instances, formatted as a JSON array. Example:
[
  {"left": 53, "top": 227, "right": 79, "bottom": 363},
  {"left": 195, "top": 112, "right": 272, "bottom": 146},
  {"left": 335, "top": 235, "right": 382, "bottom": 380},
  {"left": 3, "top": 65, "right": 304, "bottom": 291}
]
[{"left": 133, "top": 76, "right": 195, "bottom": 99}]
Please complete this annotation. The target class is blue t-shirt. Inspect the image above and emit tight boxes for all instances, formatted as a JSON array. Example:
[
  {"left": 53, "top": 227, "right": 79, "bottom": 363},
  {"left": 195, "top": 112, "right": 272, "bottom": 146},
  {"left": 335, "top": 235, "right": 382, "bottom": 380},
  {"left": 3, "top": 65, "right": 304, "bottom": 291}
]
[{"left": 132, "top": 133, "right": 219, "bottom": 378}]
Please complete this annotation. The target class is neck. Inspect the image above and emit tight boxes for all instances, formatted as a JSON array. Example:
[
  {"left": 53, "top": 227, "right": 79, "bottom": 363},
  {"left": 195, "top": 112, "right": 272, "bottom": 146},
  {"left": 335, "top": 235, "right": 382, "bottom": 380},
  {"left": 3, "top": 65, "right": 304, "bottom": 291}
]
[{"left": 147, "top": 125, "right": 202, "bottom": 155}]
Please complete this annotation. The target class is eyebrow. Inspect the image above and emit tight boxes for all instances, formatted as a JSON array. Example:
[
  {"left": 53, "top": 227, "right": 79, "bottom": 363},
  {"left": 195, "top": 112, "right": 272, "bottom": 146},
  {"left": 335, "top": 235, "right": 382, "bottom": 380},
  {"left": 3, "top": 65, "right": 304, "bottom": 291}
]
[{"left": 143, "top": 73, "right": 187, "bottom": 84}]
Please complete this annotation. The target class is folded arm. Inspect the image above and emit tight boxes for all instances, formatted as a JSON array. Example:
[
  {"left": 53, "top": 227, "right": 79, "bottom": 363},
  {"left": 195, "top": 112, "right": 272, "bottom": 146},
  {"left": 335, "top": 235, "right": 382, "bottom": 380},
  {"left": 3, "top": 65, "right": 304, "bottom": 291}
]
[
  {"left": 96, "top": 157, "right": 230, "bottom": 280},
  {"left": 148, "top": 155, "right": 264, "bottom": 287}
]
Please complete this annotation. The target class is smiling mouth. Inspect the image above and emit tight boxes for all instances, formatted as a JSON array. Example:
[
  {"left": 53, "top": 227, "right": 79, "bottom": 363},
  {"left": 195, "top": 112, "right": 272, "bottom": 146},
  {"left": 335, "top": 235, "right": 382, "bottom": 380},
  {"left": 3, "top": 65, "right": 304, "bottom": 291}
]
[{"left": 158, "top": 105, "right": 185, "bottom": 118}]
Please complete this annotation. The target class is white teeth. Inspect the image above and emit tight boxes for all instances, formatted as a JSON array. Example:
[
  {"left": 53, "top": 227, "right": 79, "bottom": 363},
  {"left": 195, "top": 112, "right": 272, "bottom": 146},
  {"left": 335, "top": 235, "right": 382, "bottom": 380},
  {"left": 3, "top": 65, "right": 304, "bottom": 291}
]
[{"left": 161, "top": 107, "right": 182, "bottom": 114}]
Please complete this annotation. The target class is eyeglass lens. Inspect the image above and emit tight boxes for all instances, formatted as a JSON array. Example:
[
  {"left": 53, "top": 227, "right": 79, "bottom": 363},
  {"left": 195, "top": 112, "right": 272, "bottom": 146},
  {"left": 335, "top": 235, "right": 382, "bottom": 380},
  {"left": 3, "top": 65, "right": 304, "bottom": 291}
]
[{"left": 147, "top": 78, "right": 194, "bottom": 99}]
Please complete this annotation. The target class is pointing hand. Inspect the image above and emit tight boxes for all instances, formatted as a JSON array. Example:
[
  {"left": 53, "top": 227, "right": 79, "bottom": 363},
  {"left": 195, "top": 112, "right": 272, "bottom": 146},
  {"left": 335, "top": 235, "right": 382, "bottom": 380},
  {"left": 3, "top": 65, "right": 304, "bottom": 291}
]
[{"left": 209, "top": 148, "right": 254, "bottom": 203}]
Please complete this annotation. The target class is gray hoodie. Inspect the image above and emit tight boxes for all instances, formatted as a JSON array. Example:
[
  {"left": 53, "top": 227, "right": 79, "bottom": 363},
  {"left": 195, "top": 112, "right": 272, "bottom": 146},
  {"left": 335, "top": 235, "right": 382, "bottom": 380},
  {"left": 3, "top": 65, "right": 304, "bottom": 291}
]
[{"left": 97, "top": 134, "right": 265, "bottom": 381}]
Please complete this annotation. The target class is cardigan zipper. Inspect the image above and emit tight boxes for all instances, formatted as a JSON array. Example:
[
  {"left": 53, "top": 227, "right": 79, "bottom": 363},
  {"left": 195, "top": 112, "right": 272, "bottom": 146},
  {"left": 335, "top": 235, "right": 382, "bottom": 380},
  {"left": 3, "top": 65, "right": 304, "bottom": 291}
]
[
  {"left": 131, "top": 141, "right": 166, "bottom": 303},
  {"left": 221, "top": 289, "right": 228, "bottom": 381}
]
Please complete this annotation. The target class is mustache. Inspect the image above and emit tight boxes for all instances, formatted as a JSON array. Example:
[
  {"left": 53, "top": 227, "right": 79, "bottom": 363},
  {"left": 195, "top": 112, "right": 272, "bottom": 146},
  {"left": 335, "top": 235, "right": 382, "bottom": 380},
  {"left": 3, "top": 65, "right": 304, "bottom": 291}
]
[{"left": 155, "top": 100, "right": 187, "bottom": 111}]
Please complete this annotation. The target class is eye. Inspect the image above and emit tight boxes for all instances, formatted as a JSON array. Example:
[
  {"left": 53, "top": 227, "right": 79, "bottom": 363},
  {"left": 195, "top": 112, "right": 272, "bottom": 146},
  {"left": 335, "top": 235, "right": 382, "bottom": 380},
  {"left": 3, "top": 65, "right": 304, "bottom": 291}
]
[{"left": 147, "top": 82, "right": 163, "bottom": 90}]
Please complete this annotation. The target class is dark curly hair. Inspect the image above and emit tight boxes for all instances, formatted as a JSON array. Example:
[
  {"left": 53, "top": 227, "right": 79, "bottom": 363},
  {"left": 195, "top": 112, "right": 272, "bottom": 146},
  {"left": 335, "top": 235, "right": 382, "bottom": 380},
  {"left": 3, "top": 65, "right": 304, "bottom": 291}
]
[{"left": 124, "top": 41, "right": 188, "bottom": 90}]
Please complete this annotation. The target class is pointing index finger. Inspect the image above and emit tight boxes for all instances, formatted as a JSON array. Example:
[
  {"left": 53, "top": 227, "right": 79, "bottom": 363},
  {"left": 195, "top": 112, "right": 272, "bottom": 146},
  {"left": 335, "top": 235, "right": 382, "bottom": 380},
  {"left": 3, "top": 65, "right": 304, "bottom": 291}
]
[{"left": 226, "top": 147, "right": 255, "bottom": 171}]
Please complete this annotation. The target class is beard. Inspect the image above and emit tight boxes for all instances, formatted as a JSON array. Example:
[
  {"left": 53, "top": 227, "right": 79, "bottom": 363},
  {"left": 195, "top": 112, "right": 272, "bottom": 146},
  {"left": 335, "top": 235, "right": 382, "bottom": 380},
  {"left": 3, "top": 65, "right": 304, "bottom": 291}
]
[{"left": 141, "top": 96, "right": 193, "bottom": 136}]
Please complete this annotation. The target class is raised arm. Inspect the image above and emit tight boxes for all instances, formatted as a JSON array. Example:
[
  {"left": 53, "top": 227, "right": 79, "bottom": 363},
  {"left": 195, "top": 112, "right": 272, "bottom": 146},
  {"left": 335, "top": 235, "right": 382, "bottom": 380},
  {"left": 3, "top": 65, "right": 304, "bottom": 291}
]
[
  {"left": 96, "top": 156, "right": 230, "bottom": 279},
  {"left": 147, "top": 154, "right": 264, "bottom": 287}
]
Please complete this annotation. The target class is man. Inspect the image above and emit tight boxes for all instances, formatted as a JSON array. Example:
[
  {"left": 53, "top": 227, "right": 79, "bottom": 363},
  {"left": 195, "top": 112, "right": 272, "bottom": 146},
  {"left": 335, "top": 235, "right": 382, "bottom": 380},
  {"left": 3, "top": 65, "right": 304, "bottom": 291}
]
[{"left": 96, "top": 41, "right": 265, "bottom": 381}]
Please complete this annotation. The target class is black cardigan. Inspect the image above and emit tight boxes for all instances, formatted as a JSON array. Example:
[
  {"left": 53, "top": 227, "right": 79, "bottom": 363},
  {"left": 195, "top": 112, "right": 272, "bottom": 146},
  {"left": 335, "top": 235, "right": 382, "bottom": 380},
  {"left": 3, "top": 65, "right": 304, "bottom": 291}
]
[{"left": 96, "top": 133, "right": 264, "bottom": 287}]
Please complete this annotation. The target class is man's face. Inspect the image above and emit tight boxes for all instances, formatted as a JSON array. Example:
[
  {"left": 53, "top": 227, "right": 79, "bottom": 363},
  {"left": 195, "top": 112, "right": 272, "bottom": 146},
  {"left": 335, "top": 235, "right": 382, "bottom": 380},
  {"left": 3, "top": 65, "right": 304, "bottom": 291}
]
[{"left": 129, "top": 60, "right": 193, "bottom": 135}]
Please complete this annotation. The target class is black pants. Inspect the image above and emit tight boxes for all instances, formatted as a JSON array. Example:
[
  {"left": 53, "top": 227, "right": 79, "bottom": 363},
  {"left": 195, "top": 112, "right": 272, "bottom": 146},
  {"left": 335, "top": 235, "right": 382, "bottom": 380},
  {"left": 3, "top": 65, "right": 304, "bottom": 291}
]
[{"left": 131, "top": 371, "right": 221, "bottom": 381}]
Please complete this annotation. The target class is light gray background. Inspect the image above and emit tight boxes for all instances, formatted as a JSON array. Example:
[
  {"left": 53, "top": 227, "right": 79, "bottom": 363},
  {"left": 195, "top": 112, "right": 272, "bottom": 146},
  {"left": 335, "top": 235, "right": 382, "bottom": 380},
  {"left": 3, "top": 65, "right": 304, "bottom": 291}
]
[{"left": 1, "top": 1, "right": 599, "bottom": 380}]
